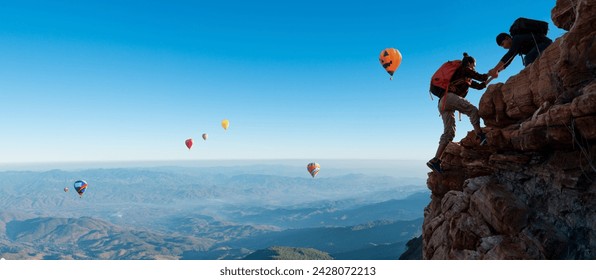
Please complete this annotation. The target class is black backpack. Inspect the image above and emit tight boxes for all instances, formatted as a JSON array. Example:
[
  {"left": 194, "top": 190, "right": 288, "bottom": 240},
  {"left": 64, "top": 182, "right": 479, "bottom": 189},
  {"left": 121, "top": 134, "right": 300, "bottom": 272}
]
[{"left": 509, "top": 17, "right": 548, "bottom": 37}]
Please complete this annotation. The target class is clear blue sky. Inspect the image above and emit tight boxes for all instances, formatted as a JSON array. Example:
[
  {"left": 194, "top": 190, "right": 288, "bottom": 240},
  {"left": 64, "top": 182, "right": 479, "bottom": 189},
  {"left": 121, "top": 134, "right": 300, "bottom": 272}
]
[{"left": 0, "top": 0, "right": 566, "bottom": 164}]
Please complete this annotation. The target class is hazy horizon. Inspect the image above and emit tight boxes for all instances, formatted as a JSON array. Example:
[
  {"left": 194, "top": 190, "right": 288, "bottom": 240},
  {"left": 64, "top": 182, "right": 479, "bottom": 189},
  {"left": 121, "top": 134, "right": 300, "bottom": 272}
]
[{"left": 0, "top": 159, "right": 429, "bottom": 178}]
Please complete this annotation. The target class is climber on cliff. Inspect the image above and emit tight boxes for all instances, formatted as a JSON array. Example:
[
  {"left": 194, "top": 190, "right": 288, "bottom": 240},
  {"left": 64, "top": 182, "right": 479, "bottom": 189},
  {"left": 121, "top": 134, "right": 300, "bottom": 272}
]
[
  {"left": 488, "top": 18, "right": 553, "bottom": 77},
  {"left": 427, "top": 53, "right": 489, "bottom": 174}
]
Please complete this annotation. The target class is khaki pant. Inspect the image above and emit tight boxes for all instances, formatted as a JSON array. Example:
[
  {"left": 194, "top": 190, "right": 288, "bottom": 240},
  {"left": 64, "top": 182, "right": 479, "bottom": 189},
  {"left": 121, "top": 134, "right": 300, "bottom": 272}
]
[{"left": 438, "top": 92, "right": 482, "bottom": 147}]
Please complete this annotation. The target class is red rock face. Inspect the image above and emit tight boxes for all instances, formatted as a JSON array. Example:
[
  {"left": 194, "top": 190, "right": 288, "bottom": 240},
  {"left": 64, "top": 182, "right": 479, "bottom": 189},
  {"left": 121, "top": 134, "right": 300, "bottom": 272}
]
[{"left": 423, "top": 0, "right": 596, "bottom": 259}]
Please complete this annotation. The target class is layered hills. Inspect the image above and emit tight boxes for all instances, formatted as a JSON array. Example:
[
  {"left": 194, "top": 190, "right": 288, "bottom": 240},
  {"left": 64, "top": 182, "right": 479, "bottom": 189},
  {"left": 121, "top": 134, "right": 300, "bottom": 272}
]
[{"left": 0, "top": 165, "right": 428, "bottom": 260}]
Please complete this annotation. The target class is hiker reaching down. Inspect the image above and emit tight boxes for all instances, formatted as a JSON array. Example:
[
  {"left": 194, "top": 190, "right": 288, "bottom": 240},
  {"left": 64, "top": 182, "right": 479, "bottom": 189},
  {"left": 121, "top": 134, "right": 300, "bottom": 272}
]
[
  {"left": 488, "top": 18, "right": 552, "bottom": 77},
  {"left": 488, "top": 32, "right": 552, "bottom": 77},
  {"left": 427, "top": 53, "right": 489, "bottom": 174}
]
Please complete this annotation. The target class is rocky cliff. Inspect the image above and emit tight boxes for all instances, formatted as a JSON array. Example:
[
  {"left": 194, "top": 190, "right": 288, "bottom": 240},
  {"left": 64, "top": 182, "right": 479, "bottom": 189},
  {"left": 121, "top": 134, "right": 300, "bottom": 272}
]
[{"left": 423, "top": 0, "right": 595, "bottom": 259}]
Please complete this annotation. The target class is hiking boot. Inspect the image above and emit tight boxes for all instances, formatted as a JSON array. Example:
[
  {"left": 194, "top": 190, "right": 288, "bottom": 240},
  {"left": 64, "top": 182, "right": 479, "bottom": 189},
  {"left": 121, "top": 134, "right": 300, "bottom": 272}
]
[
  {"left": 478, "top": 132, "right": 488, "bottom": 146},
  {"left": 426, "top": 158, "right": 443, "bottom": 174}
]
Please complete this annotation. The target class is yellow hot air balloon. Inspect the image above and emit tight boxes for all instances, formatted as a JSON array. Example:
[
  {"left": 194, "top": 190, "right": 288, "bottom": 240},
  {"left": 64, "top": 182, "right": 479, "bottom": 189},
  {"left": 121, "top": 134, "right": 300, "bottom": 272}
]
[
  {"left": 379, "top": 48, "right": 402, "bottom": 80},
  {"left": 221, "top": 119, "right": 230, "bottom": 130}
]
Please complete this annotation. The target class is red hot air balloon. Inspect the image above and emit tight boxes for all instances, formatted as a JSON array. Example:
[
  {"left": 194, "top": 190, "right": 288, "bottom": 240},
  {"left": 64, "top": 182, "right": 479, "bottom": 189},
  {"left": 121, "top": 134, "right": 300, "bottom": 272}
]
[{"left": 185, "top": 138, "right": 193, "bottom": 150}]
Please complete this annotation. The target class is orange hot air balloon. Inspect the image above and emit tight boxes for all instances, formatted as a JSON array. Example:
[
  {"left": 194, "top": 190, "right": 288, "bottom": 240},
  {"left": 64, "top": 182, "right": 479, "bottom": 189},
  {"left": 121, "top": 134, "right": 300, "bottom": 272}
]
[
  {"left": 379, "top": 48, "right": 402, "bottom": 80},
  {"left": 307, "top": 162, "right": 320, "bottom": 178},
  {"left": 185, "top": 138, "right": 193, "bottom": 150},
  {"left": 202, "top": 133, "right": 208, "bottom": 141}
]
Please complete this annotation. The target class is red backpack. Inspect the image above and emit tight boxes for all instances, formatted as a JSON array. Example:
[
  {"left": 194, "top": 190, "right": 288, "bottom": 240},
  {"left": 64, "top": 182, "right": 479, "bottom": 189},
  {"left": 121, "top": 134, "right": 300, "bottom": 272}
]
[{"left": 429, "top": 60, "right": 461, "bottom": 98}]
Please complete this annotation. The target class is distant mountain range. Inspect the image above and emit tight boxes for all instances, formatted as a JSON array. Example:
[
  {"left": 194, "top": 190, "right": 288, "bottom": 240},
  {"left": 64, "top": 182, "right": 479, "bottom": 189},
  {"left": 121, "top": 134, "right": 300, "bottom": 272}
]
[
  {"left": 1, "top": 215, "right": 422, "bottom": 260},
  {"left": 243, "top": 246, "right": 333, "bottom": 260},
  {"left": 226, "top": 192, "right": 430, "bottom": 228},
  {"left": 0, "top": 165, "right": 428, "bottom": 259},
  {"left": 1, "top": 216, "right": 213, "bottom": 260}
]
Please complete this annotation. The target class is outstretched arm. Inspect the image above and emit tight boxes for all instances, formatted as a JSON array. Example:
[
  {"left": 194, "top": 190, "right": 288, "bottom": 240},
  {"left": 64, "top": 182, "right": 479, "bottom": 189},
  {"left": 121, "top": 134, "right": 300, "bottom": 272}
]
[
  {"left": 489, "top": 61, "right": 506, "bottom": 77},
  {"left": 489, "top": 37, "right": 520, "bottom": 77},
  {"left": 463, "top": 67, "right": 489, "bottom": 82},
  {"left": 489, "top": 53, "right": 517, "bottom": 77},
  {"left": 470, "top": 80, "right": 486, "bottom": 90}
]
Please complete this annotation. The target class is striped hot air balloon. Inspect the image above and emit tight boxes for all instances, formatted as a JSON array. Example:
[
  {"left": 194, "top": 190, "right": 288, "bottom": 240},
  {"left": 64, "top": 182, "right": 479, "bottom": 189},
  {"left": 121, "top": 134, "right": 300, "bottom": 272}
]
[
  {"left": 73, "top": 180, "right": 88, "bottom": 197},
  {"left": 307, "top": 162, "right": 320, "bottom": 178}
]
